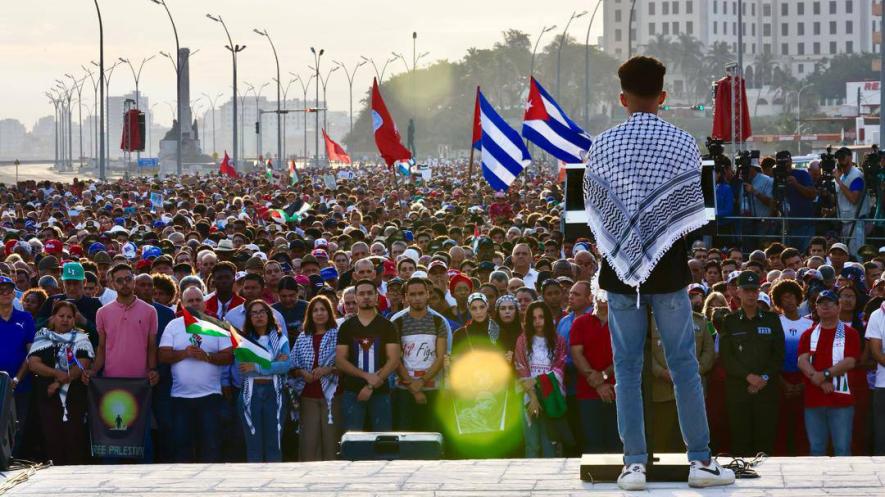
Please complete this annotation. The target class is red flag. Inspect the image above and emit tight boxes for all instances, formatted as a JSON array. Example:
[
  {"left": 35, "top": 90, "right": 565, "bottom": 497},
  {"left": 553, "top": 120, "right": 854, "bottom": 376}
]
[
  {"left": 471, "top": 86, "right": 481, "bottom": 150},
  {"left": 371, "top": 78, "right": 411, "bottom": 168},
  {"left": 322, "top": 129, "right": 352, "bottom": 164},
  {"left": 711, "top": 76, "right": 752, "bottom": 142},
  {"left": 219, "top": 151, "right": 237, "bottom": 178}
]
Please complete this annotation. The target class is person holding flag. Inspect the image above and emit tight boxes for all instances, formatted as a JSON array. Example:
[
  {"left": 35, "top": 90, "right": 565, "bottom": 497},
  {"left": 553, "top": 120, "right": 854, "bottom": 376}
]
[
  {"left": 219, "top": 151, "right": 237, "bottom": 178},
  {"left": 158, "top": 286, "right": 233, "bottom": 463},
  {"left": 234, "top": 299, "right": 290, "bottom": 463}
]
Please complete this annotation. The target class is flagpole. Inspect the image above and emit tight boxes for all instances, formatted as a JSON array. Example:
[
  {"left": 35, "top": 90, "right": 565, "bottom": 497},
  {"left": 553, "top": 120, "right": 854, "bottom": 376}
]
[{"left": 467, "top": 86, "right": 478, "bottom": 187}]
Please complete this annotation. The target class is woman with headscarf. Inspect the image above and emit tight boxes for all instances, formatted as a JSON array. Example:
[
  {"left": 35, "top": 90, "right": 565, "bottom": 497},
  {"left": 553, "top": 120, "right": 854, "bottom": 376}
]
[
  {"left": 446, "top": 293, "right": 520, "bottom": 458},
  {"left": 493, "top": 294, "right": 522, "bottom": 360},
  {"left": 27, "top": 300, "right": 94, "bottom": 465}
]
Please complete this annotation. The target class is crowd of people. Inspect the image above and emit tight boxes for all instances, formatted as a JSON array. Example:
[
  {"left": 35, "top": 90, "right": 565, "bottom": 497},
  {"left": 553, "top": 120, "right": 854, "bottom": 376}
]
[
  {"left": 714, "top": 146, "right": 882, "bottom": 256},
  {"left": 0, "top": 160, "right": 884, "bottom": 466}
]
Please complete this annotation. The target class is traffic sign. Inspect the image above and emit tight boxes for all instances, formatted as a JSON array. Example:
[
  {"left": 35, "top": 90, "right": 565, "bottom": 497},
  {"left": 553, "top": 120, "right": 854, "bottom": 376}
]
[{"left": 137, "top": 158, "right": 159, "bottom": 168}]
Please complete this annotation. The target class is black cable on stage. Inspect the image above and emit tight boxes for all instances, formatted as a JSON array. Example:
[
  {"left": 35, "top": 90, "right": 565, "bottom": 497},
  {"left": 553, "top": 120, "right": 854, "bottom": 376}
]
[{"left": 715, "top": 452, "right": 767, "bottom": 479}]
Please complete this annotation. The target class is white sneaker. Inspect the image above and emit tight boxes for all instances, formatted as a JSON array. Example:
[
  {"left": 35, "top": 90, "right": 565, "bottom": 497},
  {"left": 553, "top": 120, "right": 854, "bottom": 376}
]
[
  {"left": 617, "top": 463, "right": 647, "bottom": 491},
  {"left": 688, "top": 459, "right": 736, "bottom": 488}
]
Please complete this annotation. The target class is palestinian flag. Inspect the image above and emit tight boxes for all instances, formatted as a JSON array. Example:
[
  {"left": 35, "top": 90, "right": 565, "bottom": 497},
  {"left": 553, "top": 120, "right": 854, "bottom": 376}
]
[
  {"left": 230, "top": 329, "right": 273, "bottom": 369},
  {"left": 182, "top": 306, "right": 231, "bottom": 338},
  {"left": 288, "top": 160, "right": 299, "bottom": 185},
  {"left": 268, "top": 209, "right": 301, "bottom": 225},
  {"left": 265, "top": 159, "right": 273, "bottom": 181}
]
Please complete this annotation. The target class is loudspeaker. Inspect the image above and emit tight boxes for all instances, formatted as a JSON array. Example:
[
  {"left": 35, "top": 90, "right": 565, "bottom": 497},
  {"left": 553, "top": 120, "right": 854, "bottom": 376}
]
[
  {"left": 339, "top": 432, "right": 443, "bottom": 461},
  {"left": 580, "top": 453, "right": 689, "bottom": 483},
  {"left": 0, "top": 371, "right": 16, "bottom": 471}
]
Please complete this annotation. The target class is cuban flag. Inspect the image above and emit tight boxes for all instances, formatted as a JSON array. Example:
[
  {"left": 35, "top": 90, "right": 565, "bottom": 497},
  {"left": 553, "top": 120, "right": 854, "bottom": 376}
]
[
  {"left": 479, "top": 90, "right": 531, "bottom": 191},
  {"left": 522, "top": 77, "right": 592, "bottom": 164}
]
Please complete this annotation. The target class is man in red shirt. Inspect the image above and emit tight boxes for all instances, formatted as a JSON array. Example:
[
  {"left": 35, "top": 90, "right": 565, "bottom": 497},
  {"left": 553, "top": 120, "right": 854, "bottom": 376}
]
[
  {"left": 797, "top": 290, "right": 860, "bottom": 456},
  {"left": 488, "top": 192, "right": 512, "bottom": 224},
  {"left": 569, "top": 294, "right": 620, "bottom": 453}
]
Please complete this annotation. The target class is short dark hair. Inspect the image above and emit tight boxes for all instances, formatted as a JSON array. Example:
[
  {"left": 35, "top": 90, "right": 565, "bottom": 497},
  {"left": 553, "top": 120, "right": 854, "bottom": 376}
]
[
  {"left": 404, "top": 277, "right": 429, "bottom": 293},
  {"left": 618, "top": 56, "right": 666, "bottom": 97},
  {"left": 212, "top": 261, "right": 237, "bottom": 276},
  {"left": 109, "top": 263, "right": 132, "bottom": 279},
  {"left": 809, "top": 236, "right": 827, "bottom": 251},
  {"left": 354, "top": 279, "right": 377, "bottom": 293},
  {"left": 241, "top": 272, "right": 265, "bottom": 288},
  {"left": 780, "top": 248, "right": 801, "bottom": 264}
]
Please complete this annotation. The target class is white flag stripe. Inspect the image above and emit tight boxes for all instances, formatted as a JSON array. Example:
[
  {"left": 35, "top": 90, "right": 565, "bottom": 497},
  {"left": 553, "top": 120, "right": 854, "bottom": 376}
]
[
  {"left": 523, "top": 121, "right": 586, "bottom": 159},
  {"left": 481, "top": 147, "right": 518, "bottom": 184},
  {"left": 539, "top": 94, "right": 569, "bottom": 125},
  {"left": 481, "top": 113, "right": 526, "bottom": 163}
]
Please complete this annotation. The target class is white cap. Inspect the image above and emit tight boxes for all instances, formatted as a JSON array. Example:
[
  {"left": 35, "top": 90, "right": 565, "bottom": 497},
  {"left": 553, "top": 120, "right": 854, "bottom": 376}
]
[{"left": 757, "top": 292, "right": 771, "bottom": 308}]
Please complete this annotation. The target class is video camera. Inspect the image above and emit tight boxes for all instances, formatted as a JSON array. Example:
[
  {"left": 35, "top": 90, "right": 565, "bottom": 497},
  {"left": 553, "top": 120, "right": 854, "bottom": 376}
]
[
  {"left": 734, "top": 150, "right": 759, "bottom": 184},
  {"left": 862, "top": 144, "right": 883, "bottom": 200},
  {"left": 816, "top": 145, "right": 837, "bottom": 213},
  {"left": 704, "top": 137, "right": 729, "bottom": 175},
  {"left": 820, "top": 146, "right": 837, "bottom": 175}
]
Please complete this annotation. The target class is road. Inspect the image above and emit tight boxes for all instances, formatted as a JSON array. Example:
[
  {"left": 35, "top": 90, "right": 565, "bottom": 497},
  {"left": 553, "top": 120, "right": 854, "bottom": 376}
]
[{"left": 0, "top": 163, "right": 120, "bottom": 184}]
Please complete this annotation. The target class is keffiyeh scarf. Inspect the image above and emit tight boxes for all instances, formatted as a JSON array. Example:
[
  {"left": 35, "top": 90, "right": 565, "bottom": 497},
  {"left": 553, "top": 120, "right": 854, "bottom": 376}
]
[
  {"left": 241, "top": 329, "right": 287, "bottom": 438},
  {"left": 291, "top": 329, "right": 339, "bottom": 424},
  {"left": 809, "top": 322, "right": 850, "bottom": 395},
  {"left": 583, "top": 112, "right": 708, "bottom": 291},
  {"left": 29, "top": 328, "right": 94, "bottom": 421}
]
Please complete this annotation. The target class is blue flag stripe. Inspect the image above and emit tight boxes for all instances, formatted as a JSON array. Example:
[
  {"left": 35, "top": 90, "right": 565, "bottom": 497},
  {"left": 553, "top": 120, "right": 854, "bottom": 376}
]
[{"left": 478, "top": 90, "right": 531, "bottom": 191}]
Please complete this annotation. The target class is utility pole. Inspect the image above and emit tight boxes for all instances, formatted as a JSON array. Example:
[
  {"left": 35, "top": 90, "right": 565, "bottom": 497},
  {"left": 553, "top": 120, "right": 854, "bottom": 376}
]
[{"left": 310, "top": 47, "right": 324, "bottom": 165}]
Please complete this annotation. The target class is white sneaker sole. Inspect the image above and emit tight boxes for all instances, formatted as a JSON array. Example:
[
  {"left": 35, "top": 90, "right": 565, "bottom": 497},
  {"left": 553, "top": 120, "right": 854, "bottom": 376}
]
[
  {"left": 617, "top": 480, "right": 648, "bottom": 491},
  {"left": 688, "top": 476, "right": 736, "bottom": 488}
]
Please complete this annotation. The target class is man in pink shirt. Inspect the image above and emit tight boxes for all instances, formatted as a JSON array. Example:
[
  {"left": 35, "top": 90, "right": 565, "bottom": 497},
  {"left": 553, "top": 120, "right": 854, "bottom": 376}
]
[{"left": 86, "top": 263, "right": 159, "bottom": 385}]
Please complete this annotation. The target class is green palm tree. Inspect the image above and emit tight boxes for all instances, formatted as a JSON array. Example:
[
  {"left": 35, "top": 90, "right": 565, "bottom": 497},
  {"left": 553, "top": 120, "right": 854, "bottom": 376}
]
[{"left": 672, "top": 34, "right": 704, "bottom": 99}]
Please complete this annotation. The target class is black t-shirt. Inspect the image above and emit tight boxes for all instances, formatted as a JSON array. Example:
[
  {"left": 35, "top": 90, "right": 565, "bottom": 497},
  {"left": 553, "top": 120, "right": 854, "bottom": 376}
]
[
  {"left": 273, "top": 300, "right": 308, "bottom": 339},
  {"left": 37, "top": 294, "right": 103, "bottom": 346},
  {"left": 336, "top": 313, "right": 398, "bottom": 393},
  {"left": 337, "top": 269, "right": 354, "bottom": 291},
  {"left": 599, "top": 238, "right": 692, "bottom": 295}
]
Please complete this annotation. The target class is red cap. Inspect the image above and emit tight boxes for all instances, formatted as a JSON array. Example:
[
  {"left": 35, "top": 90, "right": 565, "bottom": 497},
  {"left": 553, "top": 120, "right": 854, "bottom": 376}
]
[
  {"left": 68, "top": 244, "right": 84, "bottom": 257},
  {"left": 44, "top": 239, "right": 64, "bottom": 254},
  {"left": 4, "top": 240, "right": 18, "bottom": 255},
  {"left": 382, "top": 259, "right": 396, "bottom": 277},
  {"left": 135, "top": 259, "right": 152, "bottom": 271}
]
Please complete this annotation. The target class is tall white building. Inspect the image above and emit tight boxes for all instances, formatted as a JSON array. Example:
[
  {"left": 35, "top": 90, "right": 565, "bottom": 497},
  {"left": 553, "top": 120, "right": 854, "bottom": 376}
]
[{"left": 603, "top": 0, "right": 876, "bottom": 78}]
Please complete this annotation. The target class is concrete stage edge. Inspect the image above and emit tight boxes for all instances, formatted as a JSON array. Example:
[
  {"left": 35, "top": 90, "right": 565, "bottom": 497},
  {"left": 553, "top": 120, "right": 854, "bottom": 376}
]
[{"left": 3, "top": 457, "right": 884, "bottom": 496}]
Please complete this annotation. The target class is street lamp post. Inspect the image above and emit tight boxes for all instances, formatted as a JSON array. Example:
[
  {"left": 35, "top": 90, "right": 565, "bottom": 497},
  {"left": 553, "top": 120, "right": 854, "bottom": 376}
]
[
  {"left": 584, "top": 0, "right": 603, "bottom": 127},
  {"left": 149, "top": 0, "right": 182, "bottom": 175},
  {"left": 95, "top": 61, "right": 120, "bottom": 167},
  {"left": 82, "top": 66, "right": 100, "bottom": 165},
  {"left": 627, "top": 0, "right": 638, "bottom": 58},
  {"left": 247, "top": 82, "right": 269, "bottom": 162},
  {"left": 66, "top": 74, "right": 87, "bottom": 168},
  {"left": 46, "top": 92, "right": 61, "bottom": 170},
  {"left": 201, "top": 92, "right": 223, "bottom": 157},
  {"left": 92, "top": 0, "right": 106, "bottom": 180},
  {"left": 310, "top": 47, "right": 324, "bottom": 165},
  {"left": 148, "top": 102, "right": 160, "bottom": 157},
  {"left": 207, "top": 14, "right": 245, "bottom": 170},
  {"left": 254, "top": 28, "right": 282, "bottom": 169},
  {"left": 361, "top": 55, "right": 397, "bottom": 85},
  {"left": 276, "top": 77, "right": 297, "bottom": 161},
  {"left": 334, "top": 59, "right": 367, "bottom": 137},
  {"left": 556, "top": 10, "right": 587, "bottom": 99},
  {"left": 119, "top": 55, "right": 156, "bottom": 169},
  {"left": 316, "top": 66, "right": 339, "bottom": 137},
  {"left": 530, "top": 25, "right": 557, "bottom": 78},
  {"left": 239, "top": 85, "right": 249, "bottom": 161},
  {"left": 56, "top": 80, "right": 74, "bottom": 170},
  {"left": 291, "top": 73, "right": 316, "bottom": 161}
]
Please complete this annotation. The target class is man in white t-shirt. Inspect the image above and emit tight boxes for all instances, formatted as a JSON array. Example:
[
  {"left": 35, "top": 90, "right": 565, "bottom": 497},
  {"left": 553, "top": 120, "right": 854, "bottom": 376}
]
[
  {"left": 159, "top": 286, "right": 233, "bottom": 463},
  {"left": 864, "top": 303, "right": 885, "bottom": 455}
]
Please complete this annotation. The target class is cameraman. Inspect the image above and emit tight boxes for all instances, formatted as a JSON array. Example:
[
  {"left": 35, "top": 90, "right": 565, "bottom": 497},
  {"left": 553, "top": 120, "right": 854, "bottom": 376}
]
[
  {"left": 777, "top": 151, "right": 817, "bottom": 252},
  {"left": 834, "top": 147, "right": 870, "bottom": 256},
  {"left": 741, "top": 160, "right": 775, "bottom": 246}
]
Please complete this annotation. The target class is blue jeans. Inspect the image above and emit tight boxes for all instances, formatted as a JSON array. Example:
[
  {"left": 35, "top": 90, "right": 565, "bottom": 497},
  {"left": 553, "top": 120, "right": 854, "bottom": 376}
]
[
  {"left": 805, "top": 406, "right": 854, "bottom": 456},
  {"left": 341, "top": 390, "right": 392, "bottom": 432},
  {"left": 523, "top": 410, "right": 556, "bottom": 458},
  {"left": 237, "top": 383, "right": 282, "bottom": 462},
  {"left": 608, "top": 289, "right": 711, "bottom": 465},
  {"left": 171, "top": 394, "right": 222, "bottom": 463},
  {"left": 579, "top": 398, "right": 622, "bottom": 453}
]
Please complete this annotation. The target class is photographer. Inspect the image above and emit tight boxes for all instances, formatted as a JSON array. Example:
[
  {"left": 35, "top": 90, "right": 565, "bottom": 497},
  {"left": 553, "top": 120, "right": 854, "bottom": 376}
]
[
  {"left": 834, "top": 147, "right": 870, "bottom": 256},
  {"left": 740, "top": 160, "right": 775, "bottom": 247},
  {"left": 777, "top": 151, "right": 817, "bottom": 252}
]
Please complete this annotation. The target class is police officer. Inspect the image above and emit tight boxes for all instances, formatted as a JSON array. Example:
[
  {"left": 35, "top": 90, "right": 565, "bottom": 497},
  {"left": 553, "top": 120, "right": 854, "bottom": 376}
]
[{"left": 719, "top": 271, "right": 785, "bottom": 456}]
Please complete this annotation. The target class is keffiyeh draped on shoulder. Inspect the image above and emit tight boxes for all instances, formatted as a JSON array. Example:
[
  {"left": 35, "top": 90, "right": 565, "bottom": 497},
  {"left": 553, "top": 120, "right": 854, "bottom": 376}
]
[{"left": 583, "top": 112, "right": 708, "bottom": 288}]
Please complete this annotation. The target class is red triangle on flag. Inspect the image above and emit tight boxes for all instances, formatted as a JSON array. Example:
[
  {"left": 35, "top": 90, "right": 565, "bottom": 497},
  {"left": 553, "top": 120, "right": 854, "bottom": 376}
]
[
  {"left": 471, "top": 86, "right": 482, "bottom": 149},
  {"left": 524, "top": 77, "right": 550, "bottom": 121}
]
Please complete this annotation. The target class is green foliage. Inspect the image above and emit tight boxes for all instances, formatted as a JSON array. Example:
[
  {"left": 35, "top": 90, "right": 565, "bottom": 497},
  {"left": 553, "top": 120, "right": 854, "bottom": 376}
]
[
  {"left": 805, "top": 53, "right": 879, "bottom": 99},
  {"left": 343, "top": 30, "right": 621, "bottom": 157}
]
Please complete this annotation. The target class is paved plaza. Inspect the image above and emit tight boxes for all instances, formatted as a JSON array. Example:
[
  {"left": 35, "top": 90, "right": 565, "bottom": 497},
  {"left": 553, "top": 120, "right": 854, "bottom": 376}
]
[{"left": 3, "top": 457, "right": 885, "bottom": 496}]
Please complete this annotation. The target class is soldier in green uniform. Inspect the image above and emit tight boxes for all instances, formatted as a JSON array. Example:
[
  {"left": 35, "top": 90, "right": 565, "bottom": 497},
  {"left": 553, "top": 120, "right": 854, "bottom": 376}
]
[{"left": 719, "top": 271, "right": 785, "bottom": 456}]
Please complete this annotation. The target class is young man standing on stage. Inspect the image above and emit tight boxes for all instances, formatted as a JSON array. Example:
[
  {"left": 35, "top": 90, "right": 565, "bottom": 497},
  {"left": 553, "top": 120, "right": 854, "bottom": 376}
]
[{"left": 583, "top": 56, "right": 735, "bottom": 490}]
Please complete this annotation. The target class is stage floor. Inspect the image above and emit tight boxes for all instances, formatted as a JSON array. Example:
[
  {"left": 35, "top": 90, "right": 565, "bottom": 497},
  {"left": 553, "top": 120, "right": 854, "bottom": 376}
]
[{"left": 3, "top": 457, "right": 885, "bottom": 496}]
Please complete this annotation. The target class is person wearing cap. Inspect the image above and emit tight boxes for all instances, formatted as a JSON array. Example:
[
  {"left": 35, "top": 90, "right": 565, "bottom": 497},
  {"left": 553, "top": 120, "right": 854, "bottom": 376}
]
[
  {"left": 0, "top": 275, "right": 36, "bottom": 457},
  {"left": 688, "top": 284, "right": 707, "bottom": 313},
  {"left": 769, "top": 279, "right": 813, "bottom": 456},
  {"left": 834, "top": 147, "right": 870, "bottom": 256},
  {"left": 719, "top": 271, "right": 785, "bottom": 456},
  {"left": 488, "top": 192, "right": 513, "bottom": 225},
  {"left": 796, "top": 289, "right": 861, "bottom": 456},
  {"left": 390, "top": 277, "right": 448, "bottom": 431},
  {"left": 427, "top": 260, "right": 457, "bottom": 308},
  {"left": 37, "top": 262, "right": 102, "bottom": 347},
  {"left": 335, "top": 279, "right": 401, "bottom": 432},
  {"left": 827, "top": 243, "right": 850, "bottom": 273}
]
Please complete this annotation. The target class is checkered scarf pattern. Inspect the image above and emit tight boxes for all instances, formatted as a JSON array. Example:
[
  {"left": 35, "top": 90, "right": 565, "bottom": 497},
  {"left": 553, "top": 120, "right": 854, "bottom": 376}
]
[{"left": 583, "top": 112, "right": 708, "bottom": 288}]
